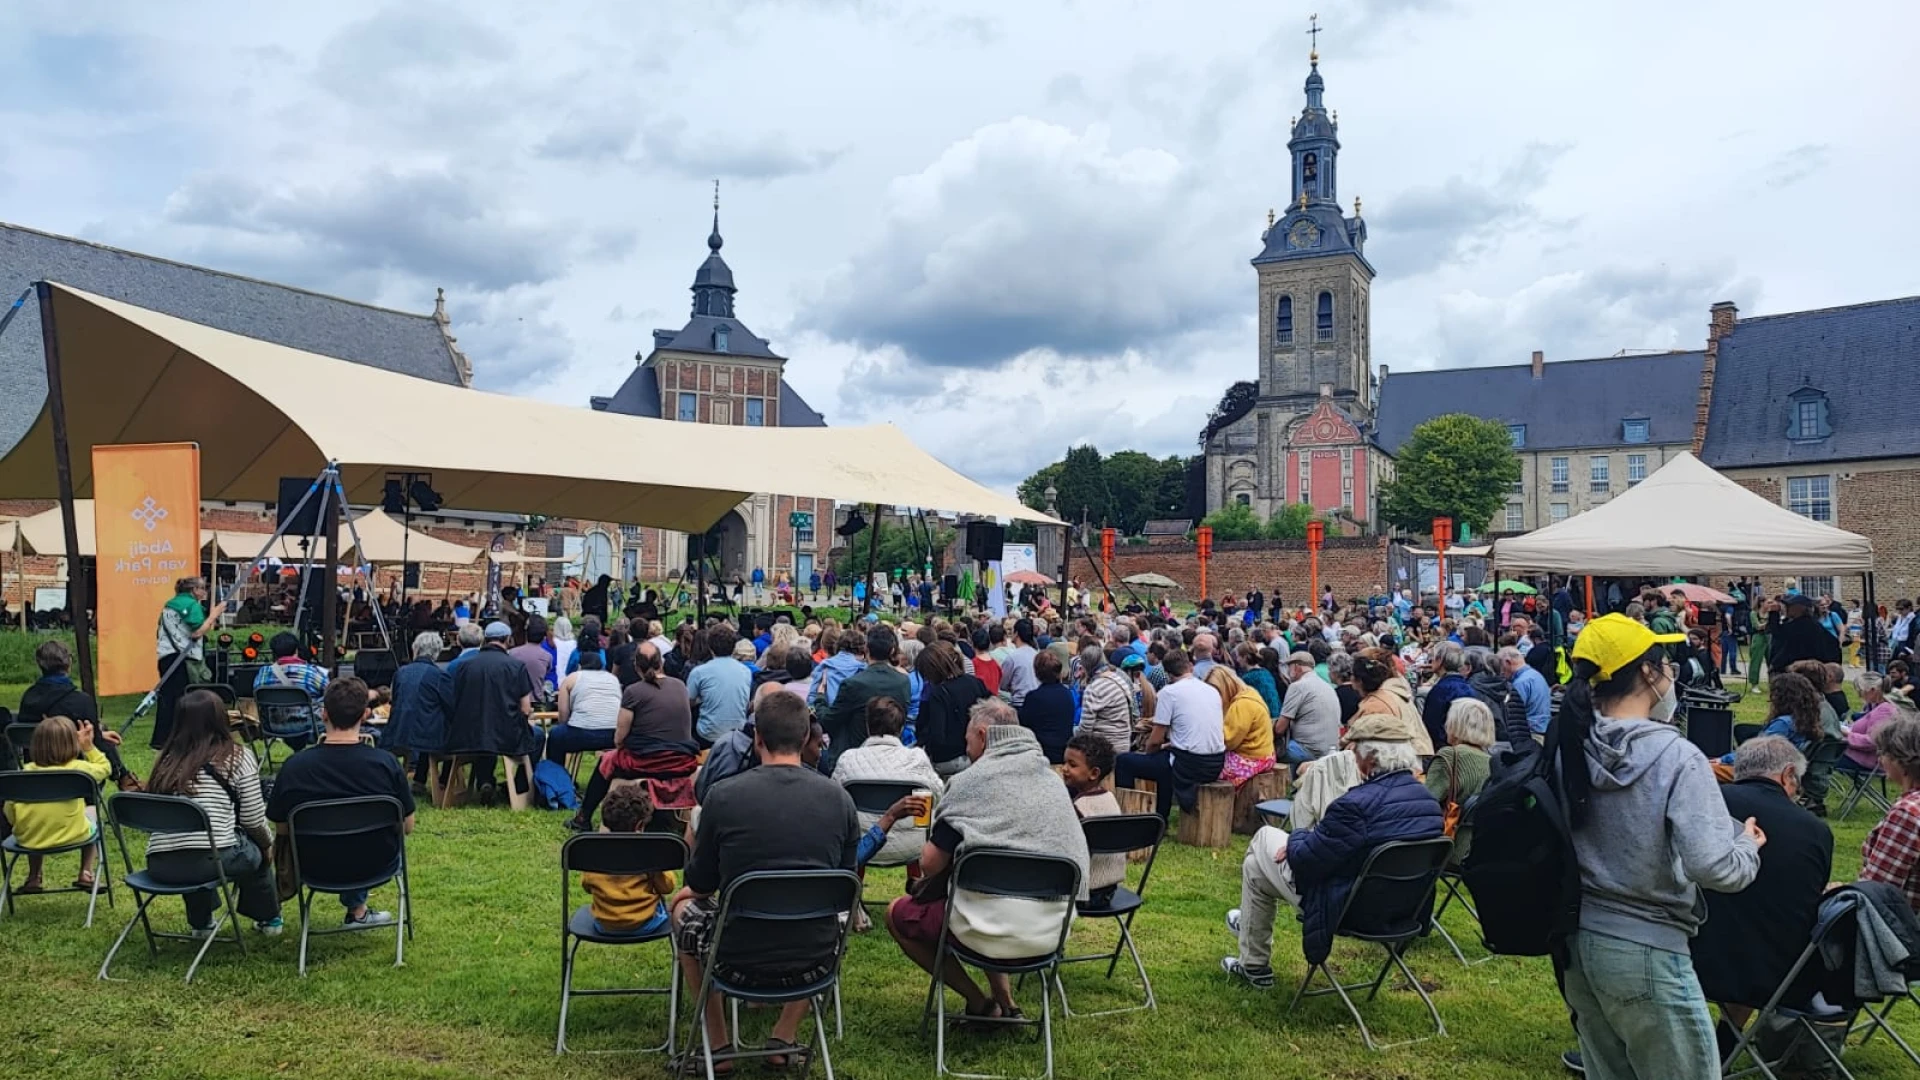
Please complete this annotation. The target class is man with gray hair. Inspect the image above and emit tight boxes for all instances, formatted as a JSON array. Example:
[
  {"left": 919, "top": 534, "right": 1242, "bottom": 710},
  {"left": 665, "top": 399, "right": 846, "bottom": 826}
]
[
  {"left": 1222, "top": 712, "right": 1443, "bottom": 988},
  {"left": 1191, "top": 634, "right": 1219, "bottom": 678},
  {"left": 387, "top": 630, "right": 456, "bottom": 790},
  {"left": 447, "top": 621, "right": 485, "bottom": 673},
  {"left": 1499, "top": 644, "right": 1552, "bottom": 738},
  {"left": 1419, "top": 641, "right": 1476, "bottom": 751},
  {"left": 1689, "top": 735, "right": 1832, "bottom": 1040}
]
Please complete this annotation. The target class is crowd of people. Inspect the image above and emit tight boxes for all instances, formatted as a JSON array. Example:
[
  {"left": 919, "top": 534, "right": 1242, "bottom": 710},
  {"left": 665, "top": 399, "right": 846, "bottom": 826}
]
[{"left": 5, "top": 568, "right": 1920, "bottom": 1079}]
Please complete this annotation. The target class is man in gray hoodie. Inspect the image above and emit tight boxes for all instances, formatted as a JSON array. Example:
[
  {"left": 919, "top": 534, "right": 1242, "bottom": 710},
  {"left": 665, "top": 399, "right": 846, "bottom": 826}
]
[{"left": 1557, "top": 614, "right": 1764, "bottom": 1080}]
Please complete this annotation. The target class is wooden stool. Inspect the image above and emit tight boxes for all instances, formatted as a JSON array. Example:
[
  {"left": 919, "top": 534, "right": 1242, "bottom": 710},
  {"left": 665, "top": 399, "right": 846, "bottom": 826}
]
[
  {"left": 1112, "top": 787, "right": 1158, "bottom": 863},
  {"left": 1232, "top": 766, "right": 1291, "bottom": 835},
  {"left": 1176, "top": 782, "right": 1233, "bottom": 848},
  {"left": 430, "top": 754, "right": 536, "bottom": 810}
]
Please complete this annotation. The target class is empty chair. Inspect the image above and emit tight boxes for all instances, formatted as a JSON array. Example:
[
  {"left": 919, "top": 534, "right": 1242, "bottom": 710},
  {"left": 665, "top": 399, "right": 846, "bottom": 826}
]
[
  {"left": 98, "top": 792, "right": 249, "bottom": 984},
  {"left": 1284, "top": 836, "right": 1454, "bottom": 1051},
  {"left": 556, "top": 832, "right": 686, "bottom": 1055},
  {"left": 0, "top": 768, "right": 115, "bottom": 927},
  {"left": 1054, "top": 813, "right": 1165, "bottom": 1016},
  {"left": 254, "top": 685, "right": 321, "bottom": 771},
  {"left": 284, "top": 796, "right": 414, "bottom": 976}
]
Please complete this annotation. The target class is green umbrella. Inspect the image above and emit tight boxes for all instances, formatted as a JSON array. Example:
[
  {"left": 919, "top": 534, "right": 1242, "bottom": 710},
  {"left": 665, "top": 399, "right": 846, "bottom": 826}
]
[{"left": 1476, "top": 579, "right": 1538, "bottom": 595}]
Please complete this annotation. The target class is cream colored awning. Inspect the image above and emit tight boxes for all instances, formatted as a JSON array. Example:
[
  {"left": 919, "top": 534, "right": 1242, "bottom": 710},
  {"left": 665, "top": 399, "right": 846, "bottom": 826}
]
[
  {"left": 0, "top": 283, "right": 1057, "bottom": 532},
  {"left": 12, "top": 500, "right": 97, "bottom": 556},
  {"left": 341, "top": 508, "right": 482, "bottom": 564},
  {"left": 488, "top": 551, "right": 571, "bottom": 564}
]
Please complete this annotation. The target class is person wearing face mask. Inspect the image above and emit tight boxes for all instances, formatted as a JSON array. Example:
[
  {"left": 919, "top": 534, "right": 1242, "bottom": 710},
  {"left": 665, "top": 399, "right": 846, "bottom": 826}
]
[{"left": 1552, "top": 614, "right": 1765, "bottom": 1080}]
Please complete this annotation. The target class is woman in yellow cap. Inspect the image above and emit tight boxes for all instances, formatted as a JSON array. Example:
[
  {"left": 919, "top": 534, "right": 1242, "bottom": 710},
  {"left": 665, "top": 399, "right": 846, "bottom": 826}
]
[{"left": 1554, "top": 613, "right": 1765, "bottom": 1080}]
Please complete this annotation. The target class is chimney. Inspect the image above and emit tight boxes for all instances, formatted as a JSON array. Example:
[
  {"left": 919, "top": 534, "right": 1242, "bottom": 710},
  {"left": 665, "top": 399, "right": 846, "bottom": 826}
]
[
  {"left": 1378, "top": 363, "right": 1389, "bottom": 382},
  {"left": 1530, "top": 350, "right": 1544, "bottom": 379},
  {"left": 1694, "top": 301, "right": 1741, "bottom": 454}
]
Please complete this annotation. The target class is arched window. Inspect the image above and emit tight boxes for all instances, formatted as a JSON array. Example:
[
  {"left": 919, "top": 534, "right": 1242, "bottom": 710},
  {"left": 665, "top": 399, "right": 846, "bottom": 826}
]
[
  {"left": 1275, "top": 295, "right": 1294, "bottom": 345},
  {"left": 713, "top": 326, "right": 730, "bottom": 352},
  {"left": 1316, "top": 291, "right": 1335, "bottom": 342}
]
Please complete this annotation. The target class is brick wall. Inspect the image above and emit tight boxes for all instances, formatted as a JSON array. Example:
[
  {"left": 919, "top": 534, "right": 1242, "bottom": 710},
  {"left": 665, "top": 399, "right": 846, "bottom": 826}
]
[
  {"left": 1729, "top": 469, "right": 1920, "bottom": 604},
  {"left": 1108, "top": 536, "right": 1388, "bottom": 605}
]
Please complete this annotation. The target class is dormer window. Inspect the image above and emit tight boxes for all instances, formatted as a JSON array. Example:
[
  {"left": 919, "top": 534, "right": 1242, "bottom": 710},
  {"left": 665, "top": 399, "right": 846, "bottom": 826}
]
[
  {"left": 1507, "top": 424, "right": 1526, "bottom": 448},
  {"left": 1622, "top": 418, "right": 1649, "bottom": 444},
  {"left": 713, "top": 326, "right": 730, "bottom": 352},
  {"left": 1786, "top": 386, "right": 1832, "bottom": 442}
]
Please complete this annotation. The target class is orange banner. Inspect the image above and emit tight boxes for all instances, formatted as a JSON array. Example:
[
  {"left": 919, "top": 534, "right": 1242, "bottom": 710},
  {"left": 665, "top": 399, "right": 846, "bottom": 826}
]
[{"left": 92, "top": 443, "right": 201, "bottom": 696}]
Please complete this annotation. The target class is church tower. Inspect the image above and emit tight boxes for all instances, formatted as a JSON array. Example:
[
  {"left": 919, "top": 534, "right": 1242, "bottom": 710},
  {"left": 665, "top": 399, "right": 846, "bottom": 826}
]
[{"left": 1252, "top": 42, "right": 1373, "bottom": 415}]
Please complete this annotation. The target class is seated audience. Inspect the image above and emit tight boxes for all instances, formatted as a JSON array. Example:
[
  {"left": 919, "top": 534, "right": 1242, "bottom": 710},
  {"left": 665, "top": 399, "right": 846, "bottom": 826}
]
[
  {"left": 1114, "top": 649, "right": 1227, "bottom": 821},
  {"left": 886, "top": 699, "right": 1090, "bottom": 1023},
  {"left": 1207, "top": 665, "right": 1277, "bottom": 788},
  {"left": 1076, "top": 646, "right": 1136, "bottom": 761},
  {"left": 670, "top": 692, "right": 860, "bottom": 1067},
  {"left": 582, "top": 785, "right": 677, "bottom": 937},
  {"left": 266, "top": 677, "right": 414, "bottom": 927},
  {"left": 144, "top": 690, "right": 283, "bottom": 934},
  {"left": 546, "top": 647, "right": 623, "bottom": 766},
  {"left": 385, "top": 631, "right": 454, "bottom": 789},
  {"left": 820, "top": 625, "right": 910, "bottom": 774},
  {"left": 1689, "top": 736, "right": 1832, "bottom": 1048},
  {"left": 1062, "top": 731, "right": 1125, "bottom": 907},
  {"left": 1276, "top": 651, "right": 1342, "bottom": 765},
  {"left": 254, "top": 631, "right": 330, "bottom": 751},
  {"left": 1222, "top": 715, "right": 1442, "bottom": 988},
  {"left": 1843, "top": 672, "right": 1912, "bottom": 774},
  {"left": 571, "top": 641, "right": 699, "bottom": 831},
  {"left": 1351, "top": 647, "right": 1435, "bottom": 756},
  {"left": 445, "top": 621, "right": 484, "bottom": 672},
  {"left": 509, "top": 614, "right": 556, "bottom": 694},
  {"left": 4, "top": 716, "right": 110, "bottom": 892},
  {"left": 1861, "top": 714, "right": 1920, "bottom": 912},
  {"left": 833, "top": 696, "right": 946, "bottom": 866},
  {"left": 915, "top": 641, "right": 992, "bottom": 779},
  {"left": 1417, "top": 642, "right": 1475, "bottom": 755},
  {"left": 447, "top": 621, "right": 537, "bottom": 803},
  {"left": 1423, "top": 697, "right": 1495, "bottom": 862},
  {"left": 1016, "top": 649, "right": 1076, "bottom": 765},
  {"left": 16, "top": 640, "right": 135, "bottom": 786}
]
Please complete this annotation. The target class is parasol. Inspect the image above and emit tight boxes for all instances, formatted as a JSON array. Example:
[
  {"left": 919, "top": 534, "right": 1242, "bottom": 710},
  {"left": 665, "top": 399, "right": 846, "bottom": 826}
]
[
  {"left": 1122, "top": 572, "right": 1180, "bottom": 590},
  {"left": 1664, "top": 582, "right": 1735, "bottom": 605},
  {"left": 1004, "top": 570, "right": 1054, "bottom": 586},
  {"left": 1475, "top": 579, "right": 1539, "bottom": 595}
]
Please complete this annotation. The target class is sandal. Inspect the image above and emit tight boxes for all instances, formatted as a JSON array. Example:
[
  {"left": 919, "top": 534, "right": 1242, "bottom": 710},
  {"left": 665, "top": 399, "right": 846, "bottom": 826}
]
[
  {"left": 73, "top": 873, "right": 96, "bottom": 890},
  {"left": 15, "top": 878, "right": 44, "bottom": 895},
  {"left": 675, "top": 1044, "right": 736, "bottom": 1077},
  {"left": 763, "top": 1037, "right": 812, "bottom": 1072}
]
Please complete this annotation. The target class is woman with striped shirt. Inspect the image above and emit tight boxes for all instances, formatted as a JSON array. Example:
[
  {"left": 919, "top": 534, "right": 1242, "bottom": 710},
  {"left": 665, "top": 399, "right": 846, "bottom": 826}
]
[{"left": 144, "top": 690, "right": 283, "bottom": 935}]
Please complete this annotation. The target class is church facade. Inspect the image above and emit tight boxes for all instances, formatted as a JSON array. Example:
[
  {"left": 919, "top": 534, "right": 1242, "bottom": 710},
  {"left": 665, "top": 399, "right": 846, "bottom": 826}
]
[{"left": 590, "top": 207, "right": 831, "bottom": 586}]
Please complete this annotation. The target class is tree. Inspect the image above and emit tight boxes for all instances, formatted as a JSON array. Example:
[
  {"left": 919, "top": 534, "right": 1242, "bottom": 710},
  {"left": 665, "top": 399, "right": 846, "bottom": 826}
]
[
  {"left": 1103, "top": 450, "right": 1172, "bottom": 535},
  {"left": 1198, "top": 380, "right": 1259, "bottom": 446},
  {"left": 1053, "top": 445, "right": 1110, "bottom": 530},
  {"left": 1199, "top": 501, "right": 1263, "bottom": 541},
  {"left": 1011, "top": 448, "right": 1196, "bottom": 538},
  {"left": 1377, "top": 413, "right": 1523, "bottom": 535},
  {"left": 1263, "top": 502, "right": 1324, "bottom": 541},
  {"left": 830, "top": 519, "right": 955, "bottom": 580}
]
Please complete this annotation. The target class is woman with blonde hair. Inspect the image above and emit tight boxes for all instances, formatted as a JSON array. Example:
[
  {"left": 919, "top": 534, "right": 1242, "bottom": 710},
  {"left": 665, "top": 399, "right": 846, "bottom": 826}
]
[
  {"left": 1206, "top": 664, "right": 1277, "bottom": 787},
  {"left": 1424, "top": 697, "right": 1496, "bottom": 861},
  {"left": 1350, "top": 647, "right": 1434, "bottom": 756}
]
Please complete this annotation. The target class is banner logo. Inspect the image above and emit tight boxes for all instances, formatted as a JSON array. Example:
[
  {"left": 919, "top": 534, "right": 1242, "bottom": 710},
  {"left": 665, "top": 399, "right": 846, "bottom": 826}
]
[{"left": 131, "top": 496, "right": 169, "bottom": 532}]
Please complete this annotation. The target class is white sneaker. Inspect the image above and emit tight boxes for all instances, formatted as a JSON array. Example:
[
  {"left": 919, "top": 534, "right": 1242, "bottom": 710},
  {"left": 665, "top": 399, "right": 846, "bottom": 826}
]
[
  {"left": 189, "top": 924, "right": 217, "bottom": 940},
  {"left": 1225, "top": 908, "right": 1242, "bottom": 936},
  {"left": 256, "top": 917, "right": 284, "bottom": 936},
  {"left": 345, "top": 909, "right": 395, "bottom": 927}
]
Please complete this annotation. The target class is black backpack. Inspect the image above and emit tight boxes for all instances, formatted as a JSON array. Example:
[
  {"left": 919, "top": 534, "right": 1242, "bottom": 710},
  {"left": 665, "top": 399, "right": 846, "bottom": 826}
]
[{"left": 1459, "top": 749, "right": 1580, "bottom": 956}]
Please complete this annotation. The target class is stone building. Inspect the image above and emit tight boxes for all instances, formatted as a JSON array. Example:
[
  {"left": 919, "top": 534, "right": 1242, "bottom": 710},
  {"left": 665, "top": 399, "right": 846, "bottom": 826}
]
[{"left": 589, "top": 204, "right": 831, "bottom": 586}]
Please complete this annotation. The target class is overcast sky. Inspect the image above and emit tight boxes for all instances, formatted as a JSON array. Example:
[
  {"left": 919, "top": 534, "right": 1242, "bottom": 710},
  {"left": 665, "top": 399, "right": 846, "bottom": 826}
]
[{"left": 5, "top": 0, "right": 1915, "bottom": 493}]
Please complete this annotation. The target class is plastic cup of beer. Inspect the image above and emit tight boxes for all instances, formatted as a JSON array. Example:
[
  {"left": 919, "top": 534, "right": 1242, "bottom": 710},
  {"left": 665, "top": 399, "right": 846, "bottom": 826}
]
[{"left": 911, "top": 788, "right": 934, "bottom": 828}]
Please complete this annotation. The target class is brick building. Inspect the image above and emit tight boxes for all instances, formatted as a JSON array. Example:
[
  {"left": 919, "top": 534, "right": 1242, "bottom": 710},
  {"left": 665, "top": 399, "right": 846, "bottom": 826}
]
[
  {"left": 589, "top": 201, "right": 830, "bottom": 588},
  {"left": 1109, "top": 536, "right": 1389, "bottom": 607}
]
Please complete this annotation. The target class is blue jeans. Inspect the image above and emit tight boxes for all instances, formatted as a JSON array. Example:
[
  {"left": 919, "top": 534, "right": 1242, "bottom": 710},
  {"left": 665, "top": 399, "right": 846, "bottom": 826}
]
[
  {"left": 592, "top": 906, "right": 669, "bottom": 938},
  {"left": 542, "top": 722, "right": 616, "bottom": 766},
  {"left": 1561, "top": 930, "right": 1718, "bottom": 1080},
  {"left": 1719, "top": 633, "right": 1740, "bottom": 674}
]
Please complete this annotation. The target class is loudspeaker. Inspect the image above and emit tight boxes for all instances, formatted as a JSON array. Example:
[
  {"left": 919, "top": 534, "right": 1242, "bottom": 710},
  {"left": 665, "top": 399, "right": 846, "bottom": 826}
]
[
  {"left": 295, "top": 573, "right": 330, "bottom": 632},
  {"left": 942, "top": 574, "right": 959, "bottom": 599},
  {"left": 685, "top": 532, "right": 720, "bottom": 564},
  {"left": 964, "top": 522, "right": 1006, "bottom": 563},
  {"left": 403, "top": 563, "right": 421, "bottom": 589},
  {"left": 351, "top": 648, "right": 398, "bottom": 690},
  {"left": 229, "top": 663, "right": 263, "bottom": 701},
  {"left": 277, "top": 476, "right": 329, "bottom": 535}
]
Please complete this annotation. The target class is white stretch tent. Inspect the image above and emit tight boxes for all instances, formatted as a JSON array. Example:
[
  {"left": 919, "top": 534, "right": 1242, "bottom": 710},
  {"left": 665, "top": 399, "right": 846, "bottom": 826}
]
[
  {"left": 342, "top": 508, "right": 482, "bottom": 565},
  {"left": 9, "top": 501, "right": 98, "bottom": 557},
  {"left": 0, "top": 283, "right": 1057, "bottom": 531},
  {"left": 488, "top": 551, "right": 571, "bottom": 564},
  {"left": 1491, "top": 452, "right": 1873, "bottom": 575}
]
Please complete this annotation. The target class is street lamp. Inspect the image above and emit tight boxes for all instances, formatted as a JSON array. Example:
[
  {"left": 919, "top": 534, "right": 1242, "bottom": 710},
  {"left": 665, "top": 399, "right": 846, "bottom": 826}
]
[{"left": 1306, "top": 519, "right": 1325, "bottom": 609}]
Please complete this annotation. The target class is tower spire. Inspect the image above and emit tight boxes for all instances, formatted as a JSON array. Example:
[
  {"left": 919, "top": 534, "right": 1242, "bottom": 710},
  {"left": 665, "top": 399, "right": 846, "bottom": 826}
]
[{"left": 708, "top": 179, "right": 723, "bottom": 252}]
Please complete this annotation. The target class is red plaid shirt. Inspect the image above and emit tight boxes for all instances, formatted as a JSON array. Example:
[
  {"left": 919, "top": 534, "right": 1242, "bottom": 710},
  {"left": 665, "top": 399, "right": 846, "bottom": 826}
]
[{"left": 1861, "top": 789, "right": 1920, "bottom": 913}]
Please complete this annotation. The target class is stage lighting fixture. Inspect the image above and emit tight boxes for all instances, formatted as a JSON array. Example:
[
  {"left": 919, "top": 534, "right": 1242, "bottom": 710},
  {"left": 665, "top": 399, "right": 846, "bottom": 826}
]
[
  {"left": 836, "top": 510, "right": 869, "bottom": 537},
  {"left": 409, "top": 479, "right": 442, "bottom": 513},
  {"left": 381, "top": 479, "right": 408, "bottom": 513}
]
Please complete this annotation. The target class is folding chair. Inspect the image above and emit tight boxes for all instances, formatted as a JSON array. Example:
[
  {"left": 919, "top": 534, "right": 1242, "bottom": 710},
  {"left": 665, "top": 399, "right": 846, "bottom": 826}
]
[
  {"left": 253, "top": 686, "right": 320, "bottom": 772},
  {"left": 1801, "top": 737, "right": 1847, "bottom": 810},
  {"left": 1719, "top": 896, "right": 1905, "bottom": 1080},
  {"left": 0, "top": 769, "right": 114, "bottom": 926},
  {"left": 842, "top": 778, "right": 924, "bottom": 906},
  {"left": 1428, "top": 861, "right": 1492, "bottom": 968},
  {"left": 919, "top": 849, "right": 1081, "bottom": 1080},
  {"left": 1851, "top": 980, "right": 1920, "bottom": 1070},
  {"left": 1054, "top": 813, "right": 1165, "bottom": 1017},
  {"left": 4, "top": 723, "right": 36, "bottom": 765},
  {"left": 556, "top": 832, "right": 685, "bottom": 1055},
  {"left": 185, "top": 682, "right": 238, "bottom": 707},
  {"left": 1832, "top": 761, "right": 1893, "bottom": 821},
  {"left": 98, "top": 792, "right": 248, "bottom": 984},
  {"left": 681, "top": 868, "right": 861, "bottom": 1080},
  {"left": 285, "top": 796, "right": 413, "bottom": 976},
  {"left": 1284, "top": 836, "right": 1454, "bottom": 1051}
]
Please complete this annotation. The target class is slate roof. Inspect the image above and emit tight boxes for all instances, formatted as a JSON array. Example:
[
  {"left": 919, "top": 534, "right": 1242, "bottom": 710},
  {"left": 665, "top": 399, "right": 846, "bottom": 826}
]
[
  {"left": 590, "top": 361, "right": 826, "bottom": 427},
  {"left": 1699, "top": 296, "right": 1920, "bottom": 468},
  {"left": 1373, "top": 351, "right": 1704, "bottom": 455},
  {"left": 653, "top": 313, "right": 784, "bottom": 360},
  {"left": 0, "top": 221, "right": 465, "bottom": 455}
]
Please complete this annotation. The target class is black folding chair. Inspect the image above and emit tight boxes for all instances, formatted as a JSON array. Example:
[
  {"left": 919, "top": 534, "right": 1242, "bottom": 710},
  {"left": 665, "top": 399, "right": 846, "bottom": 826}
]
[
  {"left": 285, "top": 796, "right": 413, "bottom": 976},
  {"left": 1429, "top": 861, "right": 1492, "bottom": 968},
  {"left": 1833, "top": 762, "right": 1893, "bottom": 821},
  {"left": 556, "top": 832, "right": 685, "bottom": 1055},
  {"left": 254, "top": 686, "right": 320, "bottom": 772},
  {"left": 0, "top": 768, "right": 114, "bottom": 926},
  {"left": 919, "top": 849, "right": 1081, "bottom": 1080},
  {"left": 1284, "top": 836, "right": 1454, "bottom": 1051},
  {"left": 185, "top": 683, "right": 238, "bottom": 707},
  {"left": 842, "top": 778, "right": 925, "bottom": 906},
  {"left": 98, "top": 792, "right": 248, "bottom": 984},
  {"left": 4, "top": 722, "right": 36, "bottom": 765},
  {"left": 1054, "top": 813, "right": 1164, "bottom": 1017},
  {"left": 681, "top": 868, "right": 861, "bottom": 1080}
]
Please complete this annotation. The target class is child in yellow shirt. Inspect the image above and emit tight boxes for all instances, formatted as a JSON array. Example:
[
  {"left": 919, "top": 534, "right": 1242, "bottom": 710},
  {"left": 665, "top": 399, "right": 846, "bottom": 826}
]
[
  {"left": 581, "top": 784, "right": 676, "bottom": 936},
  {"left": 5, "top": 716, "right": 113, "bottom": 891}
]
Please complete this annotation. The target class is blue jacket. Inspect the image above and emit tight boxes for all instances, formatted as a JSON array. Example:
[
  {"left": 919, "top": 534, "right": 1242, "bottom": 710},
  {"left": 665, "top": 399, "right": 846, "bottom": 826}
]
[
  {"left": 1419, "top": 673, "right": 1476, "bottom": 752},
  {"left": 1288, "top": 768, "right": 1445, "bottom": 963},
  {"left": 385, "top": 658, "right": 454, "bottom": 755}
]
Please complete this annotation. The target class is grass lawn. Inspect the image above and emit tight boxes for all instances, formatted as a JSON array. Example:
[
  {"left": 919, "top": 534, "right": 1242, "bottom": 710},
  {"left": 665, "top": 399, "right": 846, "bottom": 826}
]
[{"left": 0, "top": 685, "right": 1914, "bottom": 1080}]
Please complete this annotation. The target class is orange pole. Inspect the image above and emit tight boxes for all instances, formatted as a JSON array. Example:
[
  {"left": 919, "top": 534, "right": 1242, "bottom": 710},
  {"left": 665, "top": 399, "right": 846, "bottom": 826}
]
[
  {"left": 1436, "top": 543, "right": 1447, "bottom": 604},
  {"left": 1198, "top": 549, "right": 1208, "bottom": 601},
  {"left": 1586, "top": 574, "right": 1595, "bottom": 616},
  {"left": 1309, "top": 545, "right": 1319, "bottom": 608}
]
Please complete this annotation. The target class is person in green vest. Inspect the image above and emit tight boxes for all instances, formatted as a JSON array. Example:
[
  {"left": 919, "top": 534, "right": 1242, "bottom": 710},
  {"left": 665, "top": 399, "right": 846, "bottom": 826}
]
[
  {"left": 1747, "top": 603, "right": 1772, "bottom": 688},
  {"left": 1648, "top": 594, "right": 1683, "bottom": 659}
]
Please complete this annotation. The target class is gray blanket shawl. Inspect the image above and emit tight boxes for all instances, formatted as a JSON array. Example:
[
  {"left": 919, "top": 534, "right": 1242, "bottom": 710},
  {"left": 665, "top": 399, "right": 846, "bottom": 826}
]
[{"left": 936, "top": 725, "right": 1091, "bottom": 899}]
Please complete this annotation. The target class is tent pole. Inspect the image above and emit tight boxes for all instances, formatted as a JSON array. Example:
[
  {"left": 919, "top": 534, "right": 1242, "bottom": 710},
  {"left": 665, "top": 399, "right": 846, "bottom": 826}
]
[
  {"left": 15, "top": 520, "right": 24, "bottom": 631},
  {"left": 862, "top": 503, "right": 882, "bottom": 617},
  {"left": 1585, "top": 575, "right": 1595, "bottom": 619},
  {"left": 696, "top": 533, "right": 708, "bottom": 624},
  {"left": 37, "top": 282, "right": 94, "bottom": 696},
  {"left": 1864, "top": 571, "right": 1878, "bottom": 672},
  {"left": 320, "top": 482, "right": 340, "bottom": 668}
]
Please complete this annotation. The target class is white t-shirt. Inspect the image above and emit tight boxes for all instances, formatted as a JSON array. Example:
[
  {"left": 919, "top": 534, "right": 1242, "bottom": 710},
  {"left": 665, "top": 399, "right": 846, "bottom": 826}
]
[
  {"left": 563, "top": 669, "right": 622, "bottom": 731},
  {"left": 1152, "top": 675, "right": 1226, "bottom": 755}
]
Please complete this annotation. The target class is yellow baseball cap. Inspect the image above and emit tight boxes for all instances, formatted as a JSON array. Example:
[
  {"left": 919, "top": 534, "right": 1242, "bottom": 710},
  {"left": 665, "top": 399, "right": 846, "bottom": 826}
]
[{"left": 1571, "top": 613, "right": 1684, "bottom": 681}]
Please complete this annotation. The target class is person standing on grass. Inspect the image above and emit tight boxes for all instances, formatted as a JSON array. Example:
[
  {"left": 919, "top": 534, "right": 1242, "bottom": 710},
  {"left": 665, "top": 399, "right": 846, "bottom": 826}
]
[
  {"left": 154, "top": 576, "right": 225, "bottom": 749},
  {"left": 1552, "top": 614, "right": 1762, "bottom": 1080},
  {"left": 266, "top": 677, "right": 413, "bottom": 928}
]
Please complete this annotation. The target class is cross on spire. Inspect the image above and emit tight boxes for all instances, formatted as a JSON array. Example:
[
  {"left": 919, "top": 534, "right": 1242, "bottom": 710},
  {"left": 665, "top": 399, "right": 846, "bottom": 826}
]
[{"left": 1307, "top": 13, "right": 1321, "bottom": 60}]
